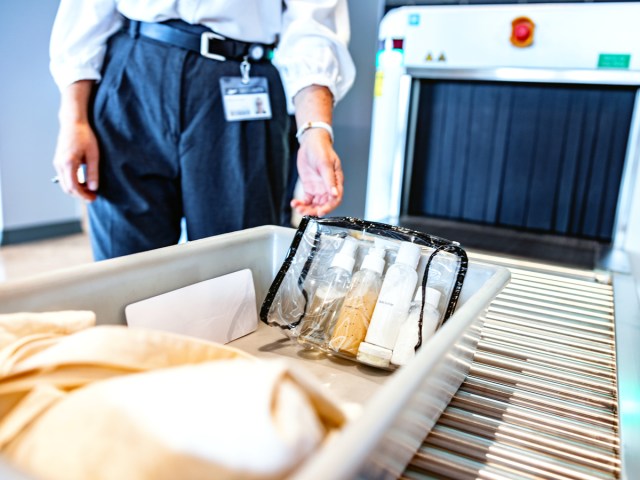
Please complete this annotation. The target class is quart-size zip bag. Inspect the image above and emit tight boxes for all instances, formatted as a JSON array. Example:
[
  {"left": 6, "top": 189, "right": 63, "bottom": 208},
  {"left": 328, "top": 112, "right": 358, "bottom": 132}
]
[{"left": 261, "top": 217, "right": 468, "bottom": 369}]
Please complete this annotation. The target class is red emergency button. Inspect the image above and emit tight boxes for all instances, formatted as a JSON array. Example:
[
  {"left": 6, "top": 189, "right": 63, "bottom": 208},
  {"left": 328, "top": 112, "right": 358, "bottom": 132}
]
[{"left": 510, "top": 16, "right": 535, "bottom": 48}]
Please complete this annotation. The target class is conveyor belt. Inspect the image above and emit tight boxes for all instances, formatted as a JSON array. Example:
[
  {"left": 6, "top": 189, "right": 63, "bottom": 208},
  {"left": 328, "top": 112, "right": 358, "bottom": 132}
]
[{"left": 402, "top": 253, "right": 620, "bottom": 480}]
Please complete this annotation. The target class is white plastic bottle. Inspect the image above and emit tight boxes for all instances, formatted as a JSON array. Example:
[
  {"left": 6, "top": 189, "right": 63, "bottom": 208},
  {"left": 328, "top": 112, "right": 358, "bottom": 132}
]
[
  {"left": 298, "top": 237, "right": 358, "bottom": 348},
  {"left": 327, "top": 246, "right": 386, "bottom": 356},
  {"left": 390, "top": 287, "right": 442, "bottom": 367},
  {"left": 357, "top": 241, "right": 422, "bottom": 368}
]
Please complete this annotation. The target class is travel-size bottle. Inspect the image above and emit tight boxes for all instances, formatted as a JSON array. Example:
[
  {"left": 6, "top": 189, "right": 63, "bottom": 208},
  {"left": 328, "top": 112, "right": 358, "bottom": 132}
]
[
  {"left": 390, "top": 287, "right": 442, "bottom": 367},
  {"left": 357, "top": 241, "right": 422, "bottom": 368},
  {"left": 327, "top": 246, "right": 386, "bottom": 356},
  {"left": 298, "top": 237, "right": 358, "bottom": 348}
]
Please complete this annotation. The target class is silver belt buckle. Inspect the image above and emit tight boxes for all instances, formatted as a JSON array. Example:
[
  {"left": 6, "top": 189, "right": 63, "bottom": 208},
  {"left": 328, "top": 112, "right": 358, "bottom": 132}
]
[{"left": 200, "top": 31, "right": 226, "bottom": 61}]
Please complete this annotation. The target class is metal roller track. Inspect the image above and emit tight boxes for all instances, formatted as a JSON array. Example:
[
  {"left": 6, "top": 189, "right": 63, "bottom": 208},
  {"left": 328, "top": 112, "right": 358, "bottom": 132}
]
[{"left": 402, "top": 253, "right": 620, "bottom": 480}]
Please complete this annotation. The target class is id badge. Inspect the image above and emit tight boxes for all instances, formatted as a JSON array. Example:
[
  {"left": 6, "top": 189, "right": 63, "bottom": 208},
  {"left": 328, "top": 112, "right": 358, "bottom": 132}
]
[{"left": 219, "top": 76, "right": 272, "bottom": 122}]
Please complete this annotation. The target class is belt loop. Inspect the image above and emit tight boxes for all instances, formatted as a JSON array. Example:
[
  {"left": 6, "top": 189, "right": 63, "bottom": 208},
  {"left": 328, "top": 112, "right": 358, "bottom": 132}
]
[{"left": 128, "top": 19, "right": 140, "bottom": 39}]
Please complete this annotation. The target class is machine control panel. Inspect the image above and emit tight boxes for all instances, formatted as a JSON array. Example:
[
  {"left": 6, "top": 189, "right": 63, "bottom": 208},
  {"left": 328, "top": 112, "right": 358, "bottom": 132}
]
[{"left": 382, "top": 3, "right": 640, "bottom": 71}]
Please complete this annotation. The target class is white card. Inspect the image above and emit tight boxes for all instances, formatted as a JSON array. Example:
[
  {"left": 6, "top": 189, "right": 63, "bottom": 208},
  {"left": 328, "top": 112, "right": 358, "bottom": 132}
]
[
  {"left": 220, "top": 76, "right": 272, "bottom": 121},
  {"left": 125, "top": 269, "right": 258, "bottom": 344}
]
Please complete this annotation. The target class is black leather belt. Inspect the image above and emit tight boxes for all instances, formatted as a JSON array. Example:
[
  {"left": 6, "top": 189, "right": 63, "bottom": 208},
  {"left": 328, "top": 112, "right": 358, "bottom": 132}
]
[{"left": 126, "top": 19, "right": 275, "bottom": 62}]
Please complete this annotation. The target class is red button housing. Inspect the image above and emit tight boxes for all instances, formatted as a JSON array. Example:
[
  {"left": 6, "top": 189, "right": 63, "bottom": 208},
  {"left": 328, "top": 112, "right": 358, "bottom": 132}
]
[{"left": 510, "top": 16, "right": 535, "bottom": 48}]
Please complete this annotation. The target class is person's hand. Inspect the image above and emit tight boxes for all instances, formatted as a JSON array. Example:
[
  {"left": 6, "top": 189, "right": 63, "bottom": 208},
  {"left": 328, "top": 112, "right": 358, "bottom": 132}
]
[
  {"left": 291, "top": 128, "right": 344, "bottom": 217},
  {"left": 53, "top": 80, "right": 99, "bottom": 202},
  {"left": 53, "top": 121, "right": 99, "bottom": 202}
]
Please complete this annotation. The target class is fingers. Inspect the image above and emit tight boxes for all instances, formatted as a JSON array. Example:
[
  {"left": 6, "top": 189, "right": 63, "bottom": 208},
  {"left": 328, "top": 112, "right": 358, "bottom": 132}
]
[
  {"left": 53, "top": 151, "right": 79, "bottom": 196},
  {"left": 53, "top": 123, "right": 99, "bottom": 202},
  {"left": 320, "top": 154, "right": 343, "bottom": 201},
  {"left": 313, "top": 156, "right": 343, "bottom": 215},
  {"left": 54, "top": 158, "right": 97, "bottom": 202},
  {"left": 84, "top": 142, "right": 100, "bottom": 193},
  {"left": 290, "top": 185, "right": 343, "bottom": 217},
  {"left": 333, "top": 161, "right": 344, "bottom": 199},
  {"left": 291, "top": 199, "right": 325, "bottom": 217},
  {"left": 291, "top": 200, "right": 341, "bottom": 217}
]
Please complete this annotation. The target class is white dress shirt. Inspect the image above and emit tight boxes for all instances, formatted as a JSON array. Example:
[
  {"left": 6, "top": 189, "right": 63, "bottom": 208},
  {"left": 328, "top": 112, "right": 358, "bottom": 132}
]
[{"left": 49, "top": 0, "right": 356, "bottom": 106}]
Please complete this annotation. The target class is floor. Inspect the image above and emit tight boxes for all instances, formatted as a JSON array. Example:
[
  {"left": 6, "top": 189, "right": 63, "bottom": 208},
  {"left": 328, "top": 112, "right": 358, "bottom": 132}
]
[{"left": 0, "top": 232, "right": 93, "bottom": 282}]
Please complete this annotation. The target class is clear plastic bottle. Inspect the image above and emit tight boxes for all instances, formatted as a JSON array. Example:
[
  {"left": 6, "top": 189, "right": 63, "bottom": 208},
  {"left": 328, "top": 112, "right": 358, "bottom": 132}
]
[
  {"left": 271, "top": 270, "right": 307, "bottom": 336},
  {"left": 297, "top": 237, "right": 358, "bottom": 348},
  {"left": 327, "top": 246, "right": 386, "bottom": 356},
  {"left": 390, "top": 287, "right": 442, "bottom": 367},
  {"left": 269, "top": 239, "right": 330, "bottom": 338},
  {"left": 357, "top": 241, "right": 422, "bottom": 368}
]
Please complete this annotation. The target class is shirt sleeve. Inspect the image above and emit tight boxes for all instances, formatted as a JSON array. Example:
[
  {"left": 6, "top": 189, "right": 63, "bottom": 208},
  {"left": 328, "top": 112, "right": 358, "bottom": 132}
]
[
  {"left": 273, "top": 0, "right": 356, "bottom": 111},
  {"left": 49, "top": 0, "right": 124, "bottom": 90}
]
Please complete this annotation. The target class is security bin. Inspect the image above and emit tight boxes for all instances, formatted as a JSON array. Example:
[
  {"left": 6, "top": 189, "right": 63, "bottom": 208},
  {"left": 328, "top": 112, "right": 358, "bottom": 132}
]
[{"left": 0, "top": 225, "right": 510, "bottom": 479}]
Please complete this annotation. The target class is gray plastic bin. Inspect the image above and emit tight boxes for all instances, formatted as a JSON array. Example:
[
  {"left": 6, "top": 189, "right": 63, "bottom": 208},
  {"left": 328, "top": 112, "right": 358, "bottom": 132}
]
[{"left": 0, "top": 225, "right": 510, "bottom": 479}]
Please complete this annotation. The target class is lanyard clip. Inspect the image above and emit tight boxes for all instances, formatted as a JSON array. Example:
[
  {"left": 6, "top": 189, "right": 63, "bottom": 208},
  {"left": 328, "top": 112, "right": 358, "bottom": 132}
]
[{"left": 240, "top": 56, "right": 251, "bottom": 84}]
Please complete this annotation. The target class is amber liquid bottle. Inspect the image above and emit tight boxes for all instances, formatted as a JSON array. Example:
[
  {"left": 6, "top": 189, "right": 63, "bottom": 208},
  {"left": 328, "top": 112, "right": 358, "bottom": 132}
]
[{"left": 328, "top": 247, "right": 386, "bottom": 356}]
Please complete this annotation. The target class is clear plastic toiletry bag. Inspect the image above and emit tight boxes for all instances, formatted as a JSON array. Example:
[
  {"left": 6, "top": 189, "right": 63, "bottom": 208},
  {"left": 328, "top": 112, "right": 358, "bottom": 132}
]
[{"left": 260, "top": 217, "right": 468, "bottom": 370}]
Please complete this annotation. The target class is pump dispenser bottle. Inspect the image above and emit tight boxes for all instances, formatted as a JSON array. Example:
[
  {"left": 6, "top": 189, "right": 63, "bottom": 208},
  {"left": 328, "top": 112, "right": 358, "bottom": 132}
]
[
  {"left": 298, "top": 237, "right": 358, "bottom": 348},
  {"left": 327, "top": 246, "right": 386, "bottom": 356},
  {"left": 357, "top": 241, "right": 422, "bottom": 368},
  {"left": 390, "top": 287, "right": 442, "bottom": 367}
]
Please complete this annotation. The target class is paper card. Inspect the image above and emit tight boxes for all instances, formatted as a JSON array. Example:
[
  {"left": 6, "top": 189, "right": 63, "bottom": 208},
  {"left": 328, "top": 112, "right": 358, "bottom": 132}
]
[{"left": 125, "top": 269, "right": 257, "bottom": 344}]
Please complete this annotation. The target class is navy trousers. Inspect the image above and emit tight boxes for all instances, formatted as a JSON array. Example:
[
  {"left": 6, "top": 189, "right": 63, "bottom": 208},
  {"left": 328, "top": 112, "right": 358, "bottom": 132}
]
[{"left": 88, "top": 22, "right": 290, "bottom": 260}]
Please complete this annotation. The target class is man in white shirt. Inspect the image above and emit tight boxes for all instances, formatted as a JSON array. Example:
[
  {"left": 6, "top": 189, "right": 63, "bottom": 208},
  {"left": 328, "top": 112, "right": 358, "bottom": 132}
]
[{"left": 50, "top": 1, "right": 355, "bottom": 260}]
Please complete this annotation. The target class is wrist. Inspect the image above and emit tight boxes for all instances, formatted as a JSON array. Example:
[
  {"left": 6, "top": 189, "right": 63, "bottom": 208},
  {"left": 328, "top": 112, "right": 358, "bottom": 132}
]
[
  {"left": 59, "top": 80, "right": 94, "bottom": 124},
  {"left": 296, "top": 121, "right": 334, "bottom": 144},
  {"left": 58, "top": 100, "right": 90, "bottom": 124},
  {"left": 59, "top": 111, "right": 90, "bottom": 125}
]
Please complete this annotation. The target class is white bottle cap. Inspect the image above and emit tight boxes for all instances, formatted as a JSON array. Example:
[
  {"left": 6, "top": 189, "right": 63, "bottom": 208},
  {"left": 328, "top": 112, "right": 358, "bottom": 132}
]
[
  {"left": 413, "top": 288, "right": 422, "bottom": 303},
  {"left": 360, "top": 246, "right": 386, "bottom": 275},
  {"left": 413, "top": 287, "right": 442, "bottom": 307},
  {"left": 425, "top": 287, "right": 442, "bottom": 309},
  {"left": 356, "top": 341, "right": 392, "bottom": 368},
  {"left": 395, "top": 242, "right": 421, "bottom": 270},
  {"left": 374, "top": 237, "right": 396, "bottom": 251},
  {"left": 331, "top": 236, "right": 358, "bottom": 273}
]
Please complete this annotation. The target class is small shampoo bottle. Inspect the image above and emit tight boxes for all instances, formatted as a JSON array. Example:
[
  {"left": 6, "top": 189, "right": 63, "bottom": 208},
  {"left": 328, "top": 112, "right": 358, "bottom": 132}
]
[
  {"left": 357, "top": 241, "right": 422, "bottom": 368},
  {"left": 298, "top": 236, "right": 358, "bottom": 348},
  {"left": 390, "top": 287, "right": 442, "bottom": 367},
  {"left": 327, "top": 246, "right": 386, "bottom": 356}
]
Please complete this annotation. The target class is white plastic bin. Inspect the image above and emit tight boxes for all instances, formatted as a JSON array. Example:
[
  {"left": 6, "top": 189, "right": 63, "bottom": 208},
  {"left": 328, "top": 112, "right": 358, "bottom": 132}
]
[{"left": 0, "top": 225, "right": 510, "bottom": 479}]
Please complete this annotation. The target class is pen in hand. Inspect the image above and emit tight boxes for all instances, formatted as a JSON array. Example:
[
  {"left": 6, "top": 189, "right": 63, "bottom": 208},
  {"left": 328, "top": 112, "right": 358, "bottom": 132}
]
[{"left": 51, "top": 164, "right": 87, "bottom": 185}]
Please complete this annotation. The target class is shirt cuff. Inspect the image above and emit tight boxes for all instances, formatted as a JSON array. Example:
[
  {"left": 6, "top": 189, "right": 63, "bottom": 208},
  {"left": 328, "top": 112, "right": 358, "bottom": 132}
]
[{"left": 50, "top": 65, "right": 102, "bottom": 91}]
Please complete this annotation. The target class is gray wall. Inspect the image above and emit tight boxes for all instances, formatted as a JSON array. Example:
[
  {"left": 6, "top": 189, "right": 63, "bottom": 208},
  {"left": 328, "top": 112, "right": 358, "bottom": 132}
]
[
  {"left": 0, "top": 0, "right": 81, "bottom": 243},
  {"left": 332, "top": 0, "right": 385, "bottom": 218}
]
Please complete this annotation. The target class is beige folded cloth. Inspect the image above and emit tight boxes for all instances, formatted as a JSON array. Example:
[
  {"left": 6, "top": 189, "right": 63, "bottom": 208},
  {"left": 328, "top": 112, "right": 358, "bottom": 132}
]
[
  {"left": 5, "top": 360, "right": 344, "bottom": 480},
  {"left": 0, "top": 310, "right": 96, "bottom": 369},
  {"left": 0, "top": 312, "right": 345, "bottom": 479},
  {"left": 0, "top": 311, "right": 96, "bottom": 351},
  {"left": 0, "top": 323, "right": 253, "bottom": 424}
]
